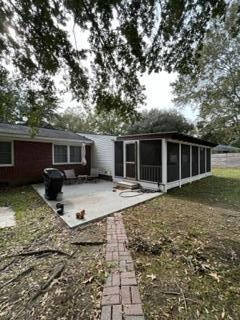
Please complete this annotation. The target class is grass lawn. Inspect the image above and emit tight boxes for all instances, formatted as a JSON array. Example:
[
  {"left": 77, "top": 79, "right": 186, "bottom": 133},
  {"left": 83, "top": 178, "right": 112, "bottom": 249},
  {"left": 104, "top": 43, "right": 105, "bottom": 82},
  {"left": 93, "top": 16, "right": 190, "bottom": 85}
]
[
  {"left": 123, "top": 168, "right": 240, "bottom": 320},
  {"left": 0, "top": 186, "right": 106, "bottom": 320}
]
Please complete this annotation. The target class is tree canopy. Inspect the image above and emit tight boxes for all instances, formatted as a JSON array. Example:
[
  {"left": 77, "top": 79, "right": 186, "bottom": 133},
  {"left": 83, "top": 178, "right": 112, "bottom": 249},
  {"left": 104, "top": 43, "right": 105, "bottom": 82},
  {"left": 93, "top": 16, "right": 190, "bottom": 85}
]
[
  {"left": 0, "top": 67, "right": 58, "bottom": 126},
  {"left": 0, "top": 0, "right": 228, "bottom": 126},
  {"left": 125, "top": 108, "right": 194, "bottom": 134},
  {"left": 53, "top": 107, "right": 130, "bottom": 135},
  {"left": 172, "top": 3, "right": 240, "bottom": 146}
]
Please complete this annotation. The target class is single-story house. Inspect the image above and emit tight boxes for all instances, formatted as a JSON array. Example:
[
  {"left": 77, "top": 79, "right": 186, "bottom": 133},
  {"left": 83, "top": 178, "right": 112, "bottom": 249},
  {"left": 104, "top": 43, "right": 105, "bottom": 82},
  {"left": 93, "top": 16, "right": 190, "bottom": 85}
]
[
  {"left": 113, "top": 132, "right": 217, "bottom": 192},
  {"left": 0, "top": 123, "right": 217, "bottom": 191},
  {"left": 212, "top": 144, "right": 240, "bottom": 154},
  {"left": 0, "top": 123, "right": 92, "bottom": 186}
]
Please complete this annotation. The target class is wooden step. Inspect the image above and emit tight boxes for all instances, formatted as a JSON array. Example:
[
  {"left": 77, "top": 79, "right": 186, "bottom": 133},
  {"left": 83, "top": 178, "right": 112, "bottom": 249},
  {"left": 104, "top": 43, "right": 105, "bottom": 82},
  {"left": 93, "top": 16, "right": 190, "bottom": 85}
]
[{"left": 116, "top": 180, "right": 140, "bottom": 190}]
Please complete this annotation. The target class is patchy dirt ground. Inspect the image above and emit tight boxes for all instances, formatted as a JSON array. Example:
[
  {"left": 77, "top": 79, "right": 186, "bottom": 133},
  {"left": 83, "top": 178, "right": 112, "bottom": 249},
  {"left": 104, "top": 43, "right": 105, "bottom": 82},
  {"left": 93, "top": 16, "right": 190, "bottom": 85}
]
[
  {"left": 0, "top": 186, "right": 106, "bottom": 320},
  {"left": 123, "top": 168, "right": 240, "bottom": 320}
]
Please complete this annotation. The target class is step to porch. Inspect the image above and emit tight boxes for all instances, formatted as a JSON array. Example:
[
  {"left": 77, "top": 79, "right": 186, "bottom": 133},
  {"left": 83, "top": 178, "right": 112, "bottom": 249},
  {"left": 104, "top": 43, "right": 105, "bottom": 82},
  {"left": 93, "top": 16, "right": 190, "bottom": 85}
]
[{"left": 115, "top": 180, "right": 140, "bottom": 190}]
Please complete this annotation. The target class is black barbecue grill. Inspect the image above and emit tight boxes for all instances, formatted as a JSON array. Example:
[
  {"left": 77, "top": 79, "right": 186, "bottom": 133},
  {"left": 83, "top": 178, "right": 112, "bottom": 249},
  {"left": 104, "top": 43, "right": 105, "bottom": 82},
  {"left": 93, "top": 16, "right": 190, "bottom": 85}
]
[{"left": 43, "top": 168, "right": 64, "bottom": 200}]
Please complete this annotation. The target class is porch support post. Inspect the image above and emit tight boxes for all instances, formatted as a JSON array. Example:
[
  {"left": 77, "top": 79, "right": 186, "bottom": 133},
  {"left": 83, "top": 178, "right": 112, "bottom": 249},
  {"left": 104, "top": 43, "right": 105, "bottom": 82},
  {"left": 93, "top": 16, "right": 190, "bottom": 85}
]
[{"left": 162, "top": 139, "right": 167, "bottom": 192}]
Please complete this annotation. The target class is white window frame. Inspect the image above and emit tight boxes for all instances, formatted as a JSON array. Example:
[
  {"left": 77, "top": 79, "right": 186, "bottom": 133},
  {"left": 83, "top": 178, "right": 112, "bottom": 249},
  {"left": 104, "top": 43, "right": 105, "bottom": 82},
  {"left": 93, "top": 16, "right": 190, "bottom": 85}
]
[
  {"left": 0, "top": 140, "right": 14, "bottom": 167},
  {"left": 69, "top": 145, "right": 82, "bottom": 164},
  {"left": 52, "top": 143, "right": 82, "bottom": 165}
]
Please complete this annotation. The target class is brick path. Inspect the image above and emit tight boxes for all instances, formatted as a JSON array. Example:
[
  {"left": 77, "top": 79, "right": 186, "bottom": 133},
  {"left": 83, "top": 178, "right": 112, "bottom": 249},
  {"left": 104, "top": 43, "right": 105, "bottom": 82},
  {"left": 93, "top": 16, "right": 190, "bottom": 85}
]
[{"left": 101, "top": 213, "right": 145, "bottom": 320}]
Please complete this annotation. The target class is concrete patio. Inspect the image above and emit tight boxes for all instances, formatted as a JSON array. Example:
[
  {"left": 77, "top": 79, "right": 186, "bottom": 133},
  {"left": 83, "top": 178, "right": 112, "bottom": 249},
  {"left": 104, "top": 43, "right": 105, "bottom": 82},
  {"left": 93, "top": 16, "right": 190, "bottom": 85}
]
[
  {"left": 34, "top": 180, "right": 161, "bottom": 228},
  {"left": 0, "top": 206, "right": 16, "bottom": 228}
]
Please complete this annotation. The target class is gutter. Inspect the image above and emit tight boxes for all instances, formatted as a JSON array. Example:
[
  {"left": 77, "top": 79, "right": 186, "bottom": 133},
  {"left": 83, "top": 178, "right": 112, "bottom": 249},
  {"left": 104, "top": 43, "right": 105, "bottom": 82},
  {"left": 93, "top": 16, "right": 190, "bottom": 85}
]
[{"left": 0, "top": 133, "right": 93, "bottom": 145}]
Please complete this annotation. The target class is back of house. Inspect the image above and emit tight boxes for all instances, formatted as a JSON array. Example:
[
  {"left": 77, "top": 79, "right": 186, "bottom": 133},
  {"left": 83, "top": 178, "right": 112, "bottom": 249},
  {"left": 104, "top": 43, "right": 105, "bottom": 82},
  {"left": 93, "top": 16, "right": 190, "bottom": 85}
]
[
  {"left": 78, "top": 133, "right": 116, "bottom": 179},
  {"left": 0, "top": 123, "right": 217, "bottom": 191},
  {"left": 0, "top": 123, "right": 92, "bottom": 186}
]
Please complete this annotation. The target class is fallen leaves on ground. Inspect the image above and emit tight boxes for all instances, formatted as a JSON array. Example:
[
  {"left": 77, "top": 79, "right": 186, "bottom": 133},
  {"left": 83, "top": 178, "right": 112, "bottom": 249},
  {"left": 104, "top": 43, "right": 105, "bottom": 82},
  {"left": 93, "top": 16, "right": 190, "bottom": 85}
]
[{"left": 0, "top": 186, "right": 107, "bottom": 320}]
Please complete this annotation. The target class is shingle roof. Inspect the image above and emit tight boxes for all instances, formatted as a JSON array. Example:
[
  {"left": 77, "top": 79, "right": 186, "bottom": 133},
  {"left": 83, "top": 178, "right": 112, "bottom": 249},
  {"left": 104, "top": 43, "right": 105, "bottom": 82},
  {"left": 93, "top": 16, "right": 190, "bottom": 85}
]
[
  {"left": 117, "top": 131, "right": 217, "bottom": 147},
  {"left": 0, "top": 123, "right": 92, "bottom": 143},
  {"left": 213, "top": 144, "right": 240, "bottom": 152}
]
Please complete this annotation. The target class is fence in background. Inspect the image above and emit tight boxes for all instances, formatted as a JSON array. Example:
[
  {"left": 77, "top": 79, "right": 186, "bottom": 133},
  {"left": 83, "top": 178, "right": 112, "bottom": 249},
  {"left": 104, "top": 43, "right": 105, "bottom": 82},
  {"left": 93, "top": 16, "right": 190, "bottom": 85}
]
[{"left": 212, "top": 153, "right": 240, "bottom": 168}]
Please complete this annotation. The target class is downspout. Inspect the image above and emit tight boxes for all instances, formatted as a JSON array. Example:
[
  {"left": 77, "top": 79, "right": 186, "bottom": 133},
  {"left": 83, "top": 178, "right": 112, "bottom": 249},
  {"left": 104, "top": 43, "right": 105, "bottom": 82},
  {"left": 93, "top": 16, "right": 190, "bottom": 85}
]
[{"left": 81, "top": 143, "right": 87, "bottom": 166}]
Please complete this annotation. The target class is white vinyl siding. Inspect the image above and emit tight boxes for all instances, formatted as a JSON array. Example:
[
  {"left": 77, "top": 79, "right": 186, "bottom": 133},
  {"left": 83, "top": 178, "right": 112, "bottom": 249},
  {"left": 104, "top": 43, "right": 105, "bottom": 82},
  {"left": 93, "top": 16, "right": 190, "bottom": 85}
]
[
  {"left": 0, "top": 141, "right": 13, "bottom": 166},
  {"left": 78, "top": 133, "right": 116, "bottom": 176}
]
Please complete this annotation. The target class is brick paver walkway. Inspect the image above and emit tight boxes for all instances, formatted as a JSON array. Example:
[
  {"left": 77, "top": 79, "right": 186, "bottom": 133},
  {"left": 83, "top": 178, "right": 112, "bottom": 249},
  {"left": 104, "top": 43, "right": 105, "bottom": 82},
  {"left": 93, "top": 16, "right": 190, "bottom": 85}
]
[{"left": 101, "top": 213, "right": 145, "bottom": 320}]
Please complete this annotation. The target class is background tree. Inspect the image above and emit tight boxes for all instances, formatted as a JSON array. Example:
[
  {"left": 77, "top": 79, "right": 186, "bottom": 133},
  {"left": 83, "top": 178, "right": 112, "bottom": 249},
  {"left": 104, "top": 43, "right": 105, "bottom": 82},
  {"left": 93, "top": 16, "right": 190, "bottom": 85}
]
[
  {"left": 0, "top": 68, "right": 24, "bottom": 123},
  {"left": 125, "top": 109, "right": 194, "bottom": 134},
  {"left": 0, "top": 0, "right": 228, "bottom": 126},
  {"left": 172, "top": 3, "right": 240, "bottom": 146},
  {"left": 0, "top": 67, "right": 58, "bottom": 127},
  {"left": 54, "top": 108, "right": 131, "bottom": 135}
]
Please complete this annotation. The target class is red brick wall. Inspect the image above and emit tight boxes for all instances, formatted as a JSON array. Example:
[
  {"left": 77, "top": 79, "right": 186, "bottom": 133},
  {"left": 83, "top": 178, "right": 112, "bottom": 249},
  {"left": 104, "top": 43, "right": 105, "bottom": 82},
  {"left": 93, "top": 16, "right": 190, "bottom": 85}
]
[{"left": 0, "top": 140, "right": 91, "bottom": 186}]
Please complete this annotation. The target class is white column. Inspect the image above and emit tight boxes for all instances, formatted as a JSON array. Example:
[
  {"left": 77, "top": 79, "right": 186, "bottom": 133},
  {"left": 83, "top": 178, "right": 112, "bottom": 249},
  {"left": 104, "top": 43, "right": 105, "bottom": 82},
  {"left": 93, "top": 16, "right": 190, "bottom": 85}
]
[
  {"left": 112, "top": 139, "right": 116, "bottom": 178},
  {"left": 162, "top": 139, "right": 167, "bottom": 192},
  {"left": 179, "top": 143, "right": 182, "bottom": 187}
]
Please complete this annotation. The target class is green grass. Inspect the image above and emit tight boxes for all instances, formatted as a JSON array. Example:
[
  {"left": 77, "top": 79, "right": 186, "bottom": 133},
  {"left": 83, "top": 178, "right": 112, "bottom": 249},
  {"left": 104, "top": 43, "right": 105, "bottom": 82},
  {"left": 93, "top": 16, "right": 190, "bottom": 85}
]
[
  {"left": 170, "top": 168, "right": 240, "bottom": 211},
  {"left": 0, "top": 186, "right": 54, "bottom": 249},
  {"left": 123, "top": 168, "right": 240, "bottom": 320}
]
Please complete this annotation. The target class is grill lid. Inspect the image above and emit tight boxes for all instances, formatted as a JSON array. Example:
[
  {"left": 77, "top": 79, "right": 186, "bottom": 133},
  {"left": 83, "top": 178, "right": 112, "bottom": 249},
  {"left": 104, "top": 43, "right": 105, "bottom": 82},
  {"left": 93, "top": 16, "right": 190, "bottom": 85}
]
[{"left": 43, "top": 168, "right": 64, "bottom": 178}]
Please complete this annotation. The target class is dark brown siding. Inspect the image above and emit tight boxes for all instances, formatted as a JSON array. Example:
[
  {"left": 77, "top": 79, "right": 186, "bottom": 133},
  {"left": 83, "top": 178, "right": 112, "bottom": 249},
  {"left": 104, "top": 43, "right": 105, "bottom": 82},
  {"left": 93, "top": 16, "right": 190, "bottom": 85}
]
[{"left": 0, "top": 140, "right": 91, "bottom": 185}]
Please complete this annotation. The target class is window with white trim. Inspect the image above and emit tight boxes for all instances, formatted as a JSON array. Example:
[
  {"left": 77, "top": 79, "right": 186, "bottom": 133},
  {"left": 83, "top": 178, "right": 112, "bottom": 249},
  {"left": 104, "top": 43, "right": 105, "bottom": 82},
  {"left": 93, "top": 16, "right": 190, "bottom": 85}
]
[
  {"left": 0, "top": 141, "right": 12, "bottom": 166},
  {"left": 54, "top": 145, "right": 68, "bottom": 164},
  {"left": 53, "top": 144, "right": 82, "bottom": 164},
  {"left": 70, "top": 146, "right": 81, "bottom": 163}
]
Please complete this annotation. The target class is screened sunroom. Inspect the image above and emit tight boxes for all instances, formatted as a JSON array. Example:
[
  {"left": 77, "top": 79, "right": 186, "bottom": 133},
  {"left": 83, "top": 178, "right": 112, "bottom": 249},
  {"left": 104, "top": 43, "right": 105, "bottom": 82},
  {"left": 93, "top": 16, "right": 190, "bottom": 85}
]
[{"left": 114, "top": 132, "right": 216, "bottom": 192}]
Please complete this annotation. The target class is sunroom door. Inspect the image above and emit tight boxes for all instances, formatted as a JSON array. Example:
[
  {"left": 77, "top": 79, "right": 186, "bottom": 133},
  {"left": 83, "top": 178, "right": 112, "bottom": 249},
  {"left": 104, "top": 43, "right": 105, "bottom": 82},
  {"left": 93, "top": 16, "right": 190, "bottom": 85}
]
[{"left": 125, "top": 142, "right": 137, "bottom": 179}]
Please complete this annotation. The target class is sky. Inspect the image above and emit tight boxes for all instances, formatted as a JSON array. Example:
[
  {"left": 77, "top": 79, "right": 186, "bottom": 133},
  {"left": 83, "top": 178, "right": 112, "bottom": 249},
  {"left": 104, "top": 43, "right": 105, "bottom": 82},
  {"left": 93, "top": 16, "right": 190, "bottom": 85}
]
[
  {"left": 61, "top": 71, "right": 199, "bottom": 123},
  {"left": 6, "top": 16, "right": 199, "bottom": 124},
  {"left": 60, "top": 20, "right": 199, "bottom": 124},
  {"left": 140, "top": 72, "right": 198, "bottom": 122}
]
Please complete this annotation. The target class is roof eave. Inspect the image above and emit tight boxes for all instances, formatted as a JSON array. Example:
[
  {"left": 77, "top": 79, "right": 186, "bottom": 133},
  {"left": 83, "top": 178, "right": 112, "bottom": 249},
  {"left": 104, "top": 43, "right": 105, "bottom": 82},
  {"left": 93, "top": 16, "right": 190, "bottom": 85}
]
[
  {"left": 0, "top": 132, "right": 93, "bottom": 144},
  {"left": 117, "top": 132, "right": 217, "bottom": 147}
]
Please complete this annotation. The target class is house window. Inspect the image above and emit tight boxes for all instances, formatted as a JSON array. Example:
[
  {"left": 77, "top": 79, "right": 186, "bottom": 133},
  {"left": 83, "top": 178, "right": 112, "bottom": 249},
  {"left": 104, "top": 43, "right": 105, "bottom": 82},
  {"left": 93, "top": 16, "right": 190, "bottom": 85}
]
[
  {"left": 70, "top": 146, "right": 81, "bottom": 163},
  {"left": 53, "top": 145, "right": 82, "bottom": 164},
  {"left": 54, "top": 145, "right": 68, "bottom": 164},
  {"left": 0, "top": 141, "right": 12, "bottom": 166}
]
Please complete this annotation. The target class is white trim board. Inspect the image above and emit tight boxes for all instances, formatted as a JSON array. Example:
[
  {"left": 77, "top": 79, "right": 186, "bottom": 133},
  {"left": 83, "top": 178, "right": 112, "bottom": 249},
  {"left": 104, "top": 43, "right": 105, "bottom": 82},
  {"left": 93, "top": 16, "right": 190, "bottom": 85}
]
[
  {"left": 0, "top": 140, "right": 14, "bottom": 167},
  {"left": 52, "top": 144, "right": 83, "bottom": 165},
  {"left": 0, "top": 133, "right": 92, "bottom": 145},
  {"left": 113, "top": 172, "right": 212, "bottom": 192}
]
